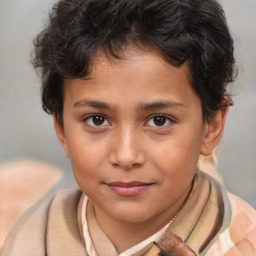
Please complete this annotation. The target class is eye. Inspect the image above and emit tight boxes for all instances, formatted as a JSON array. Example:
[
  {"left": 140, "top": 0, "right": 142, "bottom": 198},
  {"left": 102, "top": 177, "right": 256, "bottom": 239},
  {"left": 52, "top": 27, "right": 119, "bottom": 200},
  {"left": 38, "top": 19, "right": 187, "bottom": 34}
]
[
  {"left": 146, "top": 115, "right": 172, "bottom": 127},
  {"left": 84, "top": 115, "right": 110, "bottom": 127}
]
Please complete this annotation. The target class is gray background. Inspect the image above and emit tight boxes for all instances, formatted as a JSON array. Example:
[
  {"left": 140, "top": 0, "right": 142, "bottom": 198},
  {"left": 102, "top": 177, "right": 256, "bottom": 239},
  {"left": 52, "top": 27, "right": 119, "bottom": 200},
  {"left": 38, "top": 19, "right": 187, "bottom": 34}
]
[{"left": 0, "top": 0, "right": 255, "bottom": 207}]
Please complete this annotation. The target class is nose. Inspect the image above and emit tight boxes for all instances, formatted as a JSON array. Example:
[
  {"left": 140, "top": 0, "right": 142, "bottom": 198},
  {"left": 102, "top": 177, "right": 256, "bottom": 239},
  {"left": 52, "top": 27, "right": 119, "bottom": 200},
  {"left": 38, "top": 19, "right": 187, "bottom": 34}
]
[{"left": 109, "top": 128, "right": 146, "bottom": 170}]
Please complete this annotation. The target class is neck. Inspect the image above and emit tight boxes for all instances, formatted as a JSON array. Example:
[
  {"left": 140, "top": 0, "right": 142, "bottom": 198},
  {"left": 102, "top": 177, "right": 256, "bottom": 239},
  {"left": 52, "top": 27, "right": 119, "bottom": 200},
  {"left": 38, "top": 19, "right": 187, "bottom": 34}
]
[{"left": 93, "top": 186, "right": 191, "bottom": 253}]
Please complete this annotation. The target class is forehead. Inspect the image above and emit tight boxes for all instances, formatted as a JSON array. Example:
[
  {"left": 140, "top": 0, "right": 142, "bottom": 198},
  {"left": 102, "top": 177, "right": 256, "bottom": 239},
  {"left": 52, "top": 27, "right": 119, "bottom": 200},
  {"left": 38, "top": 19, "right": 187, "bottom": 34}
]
[
  {"left": 63, "top": 48, "right": 198, "bottom": 111},
  {"left": 90, "top": 47, "right": 191, "bottom": 78}
]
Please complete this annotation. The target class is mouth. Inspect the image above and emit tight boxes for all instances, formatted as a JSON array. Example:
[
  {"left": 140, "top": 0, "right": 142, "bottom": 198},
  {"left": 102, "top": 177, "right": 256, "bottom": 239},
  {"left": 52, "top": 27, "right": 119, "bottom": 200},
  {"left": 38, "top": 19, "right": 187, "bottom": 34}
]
[{"left": 105, "top": 181, "right": 154, "bottom": 196}]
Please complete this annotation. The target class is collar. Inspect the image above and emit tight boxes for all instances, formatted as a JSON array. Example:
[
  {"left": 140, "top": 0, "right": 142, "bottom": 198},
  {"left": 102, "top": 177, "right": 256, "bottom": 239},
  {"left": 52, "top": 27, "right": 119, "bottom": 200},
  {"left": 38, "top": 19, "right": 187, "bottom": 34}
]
[
  {"left": 78, "top": 171, "right": 231, "bottom": 256},
  {"left": 79, "top": 194, "right": 169, "bottom": 256}
]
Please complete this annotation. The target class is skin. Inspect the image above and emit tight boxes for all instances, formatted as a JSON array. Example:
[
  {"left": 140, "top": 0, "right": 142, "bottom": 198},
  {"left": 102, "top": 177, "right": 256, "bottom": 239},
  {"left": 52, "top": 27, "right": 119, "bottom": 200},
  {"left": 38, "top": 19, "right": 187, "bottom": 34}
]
[{"left": 54, "top": 48, "right": 228, "bottom": 253}]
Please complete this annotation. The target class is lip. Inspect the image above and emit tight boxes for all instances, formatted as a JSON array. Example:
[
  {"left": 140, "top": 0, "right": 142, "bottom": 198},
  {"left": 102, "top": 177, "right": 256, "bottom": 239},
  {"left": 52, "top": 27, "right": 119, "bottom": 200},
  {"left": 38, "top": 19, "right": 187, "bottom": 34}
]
[{"left": 106, "top": 182, "right": 154, "bottom": 196}]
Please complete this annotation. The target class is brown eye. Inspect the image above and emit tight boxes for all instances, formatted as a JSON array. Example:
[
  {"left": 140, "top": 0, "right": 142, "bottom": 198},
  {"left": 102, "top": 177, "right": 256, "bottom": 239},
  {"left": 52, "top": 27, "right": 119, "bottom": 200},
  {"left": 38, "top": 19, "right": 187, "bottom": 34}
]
[
  {"left": 85, "top": 115, "right": 110, "bottom": 127},
  {"left": 153, "top": 116, "right": 167, "bottom": 126},
  {"left": 146, "top": 115, "right": 171, "bottom": 127},
  {"left": 93, "top": 116, "right": 105, "bottom": 125}
]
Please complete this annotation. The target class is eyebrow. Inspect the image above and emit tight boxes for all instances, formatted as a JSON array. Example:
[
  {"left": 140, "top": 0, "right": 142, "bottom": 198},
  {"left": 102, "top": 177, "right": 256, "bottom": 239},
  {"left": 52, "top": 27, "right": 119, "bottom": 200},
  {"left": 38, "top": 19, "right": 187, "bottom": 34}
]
[
  {"left": 73, "top": 100, "right": 112, "bottom": 110},
  {"left": 73, "top": 99, "right": 185, "bottom": 111},
  {"left": 138, "top": 100, "right": 185, "bottom": 112}
]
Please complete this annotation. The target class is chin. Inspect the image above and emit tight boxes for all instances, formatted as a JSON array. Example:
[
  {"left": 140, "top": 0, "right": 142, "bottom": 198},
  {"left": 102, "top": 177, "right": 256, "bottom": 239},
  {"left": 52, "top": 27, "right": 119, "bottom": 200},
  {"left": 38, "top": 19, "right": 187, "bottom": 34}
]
[{"left": 108, "top": 207, "right": 153, "bottom": 223}]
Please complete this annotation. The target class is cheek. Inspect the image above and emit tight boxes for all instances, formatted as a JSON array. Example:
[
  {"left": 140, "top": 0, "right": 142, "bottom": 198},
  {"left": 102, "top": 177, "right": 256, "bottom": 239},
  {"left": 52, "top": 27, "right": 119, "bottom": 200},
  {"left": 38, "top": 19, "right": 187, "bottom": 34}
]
[
  {"left": 150, "top": 133, "right": 201, "bottom": 180},
  {"left": 66, "top": 138, "right": 107, "bottom": 186},
  {"left": 68, "top": 132, "right": 108, "bottom": 164}
]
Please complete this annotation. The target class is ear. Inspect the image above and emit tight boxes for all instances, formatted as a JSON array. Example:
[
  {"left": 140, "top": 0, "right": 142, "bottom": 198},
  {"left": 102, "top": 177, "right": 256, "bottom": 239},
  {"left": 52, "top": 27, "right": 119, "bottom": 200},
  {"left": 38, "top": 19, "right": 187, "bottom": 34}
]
[
  {"left": 53, "top": 115, "right": 70, "bottom": 158},
  {"left": 200, "top": 99, "right": 229, "bottom": 156}
]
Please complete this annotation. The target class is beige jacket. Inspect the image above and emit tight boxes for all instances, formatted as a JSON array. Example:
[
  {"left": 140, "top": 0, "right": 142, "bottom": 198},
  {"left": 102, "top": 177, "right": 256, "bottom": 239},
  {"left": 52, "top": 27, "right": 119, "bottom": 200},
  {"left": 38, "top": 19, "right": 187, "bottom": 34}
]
[{"left": 1, "top": 171, "right": 255, "bottom": 256}]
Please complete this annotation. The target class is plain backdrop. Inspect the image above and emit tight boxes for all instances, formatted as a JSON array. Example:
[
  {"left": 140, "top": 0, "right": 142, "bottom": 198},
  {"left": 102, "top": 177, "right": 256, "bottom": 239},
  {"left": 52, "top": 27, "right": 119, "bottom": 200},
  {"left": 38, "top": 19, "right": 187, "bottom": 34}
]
[{"left": 0, "top": 0, "right": 256, "bottom": 207}]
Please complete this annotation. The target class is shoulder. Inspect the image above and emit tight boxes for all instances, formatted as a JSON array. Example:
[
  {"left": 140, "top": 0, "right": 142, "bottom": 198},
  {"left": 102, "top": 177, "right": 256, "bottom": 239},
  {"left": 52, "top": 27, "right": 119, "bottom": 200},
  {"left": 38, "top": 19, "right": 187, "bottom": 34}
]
[
  {"left": 228, "top": 193, "right": 256, "bottom": 247},
  {"left": 0, "top": 159, "right": 63, "bottom": 250},
  {"left": 1, "top": 173, "right": 83, "bottom": 256},
  {"left": 206, "top": 193, "right": 256, "bottom": 256}
]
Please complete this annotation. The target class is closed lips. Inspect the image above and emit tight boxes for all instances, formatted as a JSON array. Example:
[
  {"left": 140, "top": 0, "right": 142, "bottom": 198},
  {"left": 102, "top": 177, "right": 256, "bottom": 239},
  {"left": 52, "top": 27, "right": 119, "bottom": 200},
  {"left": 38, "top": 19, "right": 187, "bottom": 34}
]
[{"left": 106, "top": 182, "right": 154, "bottom": 196}]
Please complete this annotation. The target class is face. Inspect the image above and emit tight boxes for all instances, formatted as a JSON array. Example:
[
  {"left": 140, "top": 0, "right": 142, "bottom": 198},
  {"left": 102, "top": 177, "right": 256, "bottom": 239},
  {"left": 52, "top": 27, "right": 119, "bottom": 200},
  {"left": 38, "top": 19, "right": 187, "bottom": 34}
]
[{"left": 55, "top": 48, "right": 222, "bottom": 228}]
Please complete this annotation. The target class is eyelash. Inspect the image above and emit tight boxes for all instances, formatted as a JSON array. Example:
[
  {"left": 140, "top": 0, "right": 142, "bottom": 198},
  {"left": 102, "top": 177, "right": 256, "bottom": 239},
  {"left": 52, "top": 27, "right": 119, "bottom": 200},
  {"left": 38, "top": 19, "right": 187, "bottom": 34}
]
[
  {"left": 83, "top": 114, "right": 111, "bottom": 127},
  {"left": 145, "top": 114, "right": 175, "bottom": 128},
  {"left": 82, "top": 114, "right": 175, "bottom": 128}
]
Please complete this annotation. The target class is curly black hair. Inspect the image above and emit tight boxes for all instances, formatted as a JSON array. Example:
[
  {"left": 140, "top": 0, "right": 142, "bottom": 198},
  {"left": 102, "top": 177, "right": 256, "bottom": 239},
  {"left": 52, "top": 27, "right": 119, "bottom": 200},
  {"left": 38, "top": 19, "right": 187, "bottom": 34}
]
[{"left": 32, "top": 0, "right": 236, "bottom": 126}]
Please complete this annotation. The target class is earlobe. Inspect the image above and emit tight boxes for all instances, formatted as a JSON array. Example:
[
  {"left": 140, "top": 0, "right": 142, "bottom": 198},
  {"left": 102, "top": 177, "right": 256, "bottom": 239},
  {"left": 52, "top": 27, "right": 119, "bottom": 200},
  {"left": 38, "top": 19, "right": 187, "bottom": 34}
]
[
  {"left": 200, "top": 103, "right": 229, "bottom": 156},
  {"left": 53, "top": 115, "right": 70, "bottom": 158}
]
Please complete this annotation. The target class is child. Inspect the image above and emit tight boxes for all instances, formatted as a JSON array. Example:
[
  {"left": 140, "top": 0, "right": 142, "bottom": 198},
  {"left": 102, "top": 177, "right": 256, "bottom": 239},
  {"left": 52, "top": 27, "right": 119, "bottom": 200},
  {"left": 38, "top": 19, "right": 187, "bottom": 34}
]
[{"left": 2, "top": 0, "right": 256, "bottom": 255}]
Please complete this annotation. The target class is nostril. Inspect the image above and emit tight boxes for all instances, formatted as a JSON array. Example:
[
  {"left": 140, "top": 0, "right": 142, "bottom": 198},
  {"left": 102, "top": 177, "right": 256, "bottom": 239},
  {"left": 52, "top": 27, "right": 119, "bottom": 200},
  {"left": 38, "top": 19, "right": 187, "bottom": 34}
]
[
  {"left": 110, "top": 152, "right": 146, "bottom": 170},
  {"left": 112, "top": 163, "right": 120, "bottom": 168}
]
